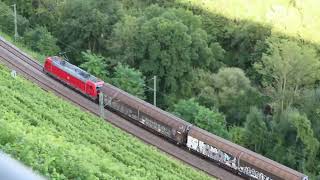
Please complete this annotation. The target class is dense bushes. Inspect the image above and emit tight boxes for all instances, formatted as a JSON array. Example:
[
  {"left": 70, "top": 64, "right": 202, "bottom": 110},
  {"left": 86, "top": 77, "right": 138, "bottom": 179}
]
[
  {"left": 172, "top": 99, "right": 229, "bottom": 139},
  {"left": 23, "top": 26, "right": 60, "bottom": 55}
]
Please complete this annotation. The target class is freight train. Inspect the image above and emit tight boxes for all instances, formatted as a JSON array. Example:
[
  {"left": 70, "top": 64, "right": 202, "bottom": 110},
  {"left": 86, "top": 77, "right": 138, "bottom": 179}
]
[{"left": 43, "top": 56, "right": 308, "bottom": 180}]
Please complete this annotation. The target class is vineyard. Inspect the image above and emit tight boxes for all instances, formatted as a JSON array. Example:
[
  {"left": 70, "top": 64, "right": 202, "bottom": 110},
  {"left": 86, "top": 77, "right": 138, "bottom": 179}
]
[{"left": 0, "top": 65, "right": 212, "bottom": 180}]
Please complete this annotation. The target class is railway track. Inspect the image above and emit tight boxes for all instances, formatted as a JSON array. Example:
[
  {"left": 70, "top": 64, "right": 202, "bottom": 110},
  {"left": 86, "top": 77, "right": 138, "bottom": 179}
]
[{"left": 0, "top": 36, "right": 243, "bottom": 180}]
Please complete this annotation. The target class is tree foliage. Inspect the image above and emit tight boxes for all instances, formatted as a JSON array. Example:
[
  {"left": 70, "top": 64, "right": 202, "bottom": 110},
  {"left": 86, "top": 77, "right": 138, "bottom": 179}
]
[
  {"left": 54, "top": 0, "right": 123, "bottom": 63},
  {"left": 229, "top": 126, "right": 246, "bottom": 146},
  {"left": 23, "top": 26, "right": 60, "bottom": 55},
  {"left": 80, "top": 50, "right": 108, "bottom": 81},
  {"left": 255, "top": 37, "right": 320, "bottom": 113},
  {"left": 299, "top": 87, "right": 320, "bottom": 141},
  {"left": 173, "top": 99, "right": 229, "bottom": 139},
  {"left": 0, "top": 1, "right": 29, "bottom": 36},
  {"left": 110, "top": 5, "right": 224, "bottom": 106},
  {"left": 2, "top": 0, "right": 34, "bottom": 18},
  {"left": 288, "top": 110, "right": 320, "bottom": 171},
  {"left": 243, "top": 107, "right": 268, "bottom": 153},
  {"left": 222, "top": 23, "right": 271, "bottom": 72},
  {"left": 266, "top": 109, "right": 320, "bottom": 173},
  {"left": 211, "top": 67, "right": 261, "bottom": 125},
  {"left": 111, "top": 63, "right": 146, "bottom": 99}
]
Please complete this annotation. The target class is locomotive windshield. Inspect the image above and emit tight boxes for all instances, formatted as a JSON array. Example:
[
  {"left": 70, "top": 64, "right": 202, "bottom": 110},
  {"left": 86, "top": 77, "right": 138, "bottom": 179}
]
[{"left": 96, "top": 84, "right": 103, "bottom": 90}]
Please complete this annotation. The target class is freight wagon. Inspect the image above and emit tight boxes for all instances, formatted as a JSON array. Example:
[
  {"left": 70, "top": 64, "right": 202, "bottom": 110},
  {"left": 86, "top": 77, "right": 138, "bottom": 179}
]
[
  {"left": 101, "top": 83, "right": 191, "bottom": 144},
  {"left": 187, "top": 126, "right": 308, "bottom": 180}
]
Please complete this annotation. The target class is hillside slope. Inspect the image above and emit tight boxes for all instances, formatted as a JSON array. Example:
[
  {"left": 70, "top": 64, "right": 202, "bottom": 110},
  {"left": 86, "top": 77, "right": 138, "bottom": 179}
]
[
  {"left": 175, "top": 0, "right": 320, "bottom": 44},
  {"left": 0, "top": 64, "right": 212, "bottom": 180}
]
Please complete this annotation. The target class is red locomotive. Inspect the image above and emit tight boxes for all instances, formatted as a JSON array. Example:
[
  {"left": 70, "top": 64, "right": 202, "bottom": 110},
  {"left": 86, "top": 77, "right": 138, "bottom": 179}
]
[{"left": 43, "top": 56, "right": 104, "bottom": 100}]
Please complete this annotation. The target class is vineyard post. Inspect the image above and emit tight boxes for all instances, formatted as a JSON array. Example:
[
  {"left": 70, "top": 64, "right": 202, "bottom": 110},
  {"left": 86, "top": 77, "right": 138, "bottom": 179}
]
[{"left": 11, "top": 70, "right": 17, "bottom": 78}]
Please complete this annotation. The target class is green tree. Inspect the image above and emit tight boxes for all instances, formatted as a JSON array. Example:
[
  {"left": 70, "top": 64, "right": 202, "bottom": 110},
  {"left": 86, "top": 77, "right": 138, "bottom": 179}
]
[
  {"left": 195, "top": 106, "right": 229, "bottom": 139},
  {"left": 27, "top": 0, "right": 63, "bottom": 31},
  {"left": 111, "top": 63, "right": 146, "bottom": 99},
  {"left": 109, "top": 5, "right": 224, "bottom": 106},
  {"left": 265, "top": 109, "right": 319, "bottom": 173},
  {"left": 107, "top": 15, "right": 140, "bottom": 66},
  {"left": 55, "top": 0, "right": 122, "bottom": 63},
  {"left": 23, "top": 26, "right": 60, "bottom": 55},
  {"left": 172, "top": 99, "right": 229, "bottom": 139},
  {"left": 172, "top": 98, "right": 200, "bottom": 124},
  {"left": 191, "top": 69, "right": 217, "bottom": 108},
  {"left": 229, "top": 126, "right": 246, "bottom": 146},
  {"left": 288, "top": 110, "right": 320, "bottom": 172},
  {"left": 212, "top": 67, "right": 261, "bottom": 125},
  {"left": 2, "top": 0, "right": 34, "bottom": 18},
  {"left": 254, "top": 37, "right": 320, "bottom": 113},
  {"left": 243, "top": 107, "right": 268, "bottom": 152},
  {"left": 299, "top": 87, "right": 320, "bottom": 140},
  {"left": 80, "top": 50, "right": 108, "bottom": 81},
  {"left": 222, "top": 23, "right": 271, "bottom": 71},
  {"left": 0, "top": 1, "right": 29, "bottom": 36}
]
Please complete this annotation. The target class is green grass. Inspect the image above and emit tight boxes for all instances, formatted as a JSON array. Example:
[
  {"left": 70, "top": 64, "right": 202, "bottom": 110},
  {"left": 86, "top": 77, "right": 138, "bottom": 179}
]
[
  {"left": 175, "top": 0, "right": 320, "bottom": 44},
  {"left": 0, "top": 64, "right": 213, "bottom": 179}
]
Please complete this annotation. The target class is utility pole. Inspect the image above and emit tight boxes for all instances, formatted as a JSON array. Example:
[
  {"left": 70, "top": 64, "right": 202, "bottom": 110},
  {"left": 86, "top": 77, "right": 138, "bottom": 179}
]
[
  {"left": 12, "top": 4, "right": 18, "bottom": 41},
  {"left": 153, "top": 76, "right": 156, "bottom": 106},
  {"left": 99, "top": 93, "right": 105, "bottom": 118}
]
